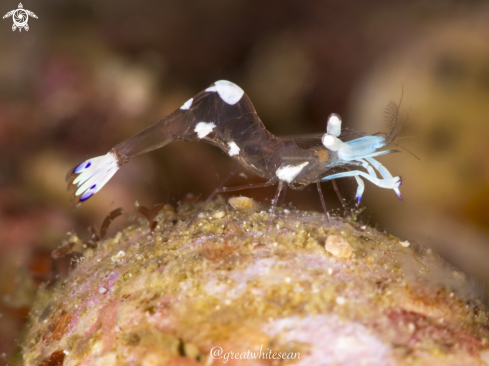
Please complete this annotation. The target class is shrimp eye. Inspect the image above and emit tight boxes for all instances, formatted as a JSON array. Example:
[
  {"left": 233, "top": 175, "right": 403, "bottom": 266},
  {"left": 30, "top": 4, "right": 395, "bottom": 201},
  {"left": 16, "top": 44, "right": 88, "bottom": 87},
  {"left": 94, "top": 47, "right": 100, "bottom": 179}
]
[{"left": 327, "top": 113, "right": 342, "bottom": 137}]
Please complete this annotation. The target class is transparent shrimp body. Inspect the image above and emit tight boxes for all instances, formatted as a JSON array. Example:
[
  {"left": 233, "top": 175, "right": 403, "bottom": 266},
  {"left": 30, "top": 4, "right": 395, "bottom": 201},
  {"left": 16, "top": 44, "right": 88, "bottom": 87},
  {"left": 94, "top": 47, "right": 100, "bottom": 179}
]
[{"left": 66, "top": 80, "right": 402, "bottom": 221}]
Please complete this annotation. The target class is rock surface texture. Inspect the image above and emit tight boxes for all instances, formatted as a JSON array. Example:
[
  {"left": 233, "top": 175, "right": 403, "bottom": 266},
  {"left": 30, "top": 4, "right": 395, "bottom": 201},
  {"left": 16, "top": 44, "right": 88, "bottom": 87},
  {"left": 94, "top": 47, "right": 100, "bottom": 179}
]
[{"left": 21, "top": 199, "right": 489, "bottom": 366}]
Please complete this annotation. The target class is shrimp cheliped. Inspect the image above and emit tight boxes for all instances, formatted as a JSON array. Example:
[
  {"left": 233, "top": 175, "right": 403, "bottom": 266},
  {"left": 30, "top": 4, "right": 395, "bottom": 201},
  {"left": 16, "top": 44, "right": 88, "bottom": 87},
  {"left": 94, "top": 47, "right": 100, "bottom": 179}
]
[{"left": 66, "top": 80, "right": 402, "bottom": 226}]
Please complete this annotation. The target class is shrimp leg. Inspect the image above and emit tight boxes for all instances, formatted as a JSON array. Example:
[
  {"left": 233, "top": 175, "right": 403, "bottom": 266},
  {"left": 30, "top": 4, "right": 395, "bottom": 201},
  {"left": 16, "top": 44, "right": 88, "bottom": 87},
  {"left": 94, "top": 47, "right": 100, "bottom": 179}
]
[
  {"left": 321, "top": 170, "right": 401, "bottom": 190},
  {"left": 267, "top": 180, "right": 284, "bottom": 231},
  {"left": 365, "top": 157, "right": 402, "bottom": 199},
  {"left": 353, "top": 176, "right": 365, "bottom": 205},
  {"left": 316, "top": 181, "right": 330, "bottom": 224},
  {"left": 186, "top": 165, "right": 240, "bottom": 229}
]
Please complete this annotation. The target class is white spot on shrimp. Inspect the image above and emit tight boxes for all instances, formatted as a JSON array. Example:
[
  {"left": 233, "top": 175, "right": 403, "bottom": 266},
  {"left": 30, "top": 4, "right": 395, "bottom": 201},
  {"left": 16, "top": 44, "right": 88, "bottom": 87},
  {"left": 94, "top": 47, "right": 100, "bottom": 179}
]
[
  {"left": 205, "top": 85, "right": 217, "bottom": 92},
  {"left": 227, "top": 141, "right": 240, "bottom": 156},
  {"left": 99, "top": 287, "right": 107, "bottom": 294},
  {"left": 213, "top": 80, "right": 244, "bottom": 105},
  {"left": 194, "top": 122, "right": 216, "bottom": 138},
  {"left": 275, "top": 162, "right": 309, "bottom": 183},
  {"left": 180, "top": 98, "right": 193, "bottom": 110}
]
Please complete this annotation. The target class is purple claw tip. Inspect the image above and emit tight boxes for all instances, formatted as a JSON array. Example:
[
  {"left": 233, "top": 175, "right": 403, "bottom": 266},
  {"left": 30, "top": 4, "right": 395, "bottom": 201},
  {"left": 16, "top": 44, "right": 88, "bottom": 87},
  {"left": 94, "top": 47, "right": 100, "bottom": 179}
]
[
  {"left": 74, "top": 161, "right": 92, "bottom": 174},
  {"left": 397, "top": 193, "right": 403, "bottom": 200},
  {"left": 80, "top": 192, "right": 94, "bottom": 202},
  {"left": 356, "top": 196, "right": 362, "bottom": 205}
]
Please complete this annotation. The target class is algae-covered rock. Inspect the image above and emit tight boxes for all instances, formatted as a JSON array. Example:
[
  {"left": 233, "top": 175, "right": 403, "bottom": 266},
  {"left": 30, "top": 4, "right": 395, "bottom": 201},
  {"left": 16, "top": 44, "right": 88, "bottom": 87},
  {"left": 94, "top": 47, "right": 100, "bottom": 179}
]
[{"left": 20, "top": 199, "right": 489, "bottom": 366}]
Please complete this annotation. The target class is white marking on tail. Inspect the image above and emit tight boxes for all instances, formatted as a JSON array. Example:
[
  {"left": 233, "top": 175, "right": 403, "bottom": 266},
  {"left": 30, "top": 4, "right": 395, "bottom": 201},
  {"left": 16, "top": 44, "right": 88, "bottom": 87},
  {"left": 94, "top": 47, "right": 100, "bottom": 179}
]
[
  {"left": 180, "top": 98, "right": 193, "bottom": 110},
  {"left": 227, "top": 141, "right": 240, "bottom": 156},
  {"left": 194, "top": 122, "right": 216, "bottom": 138},
  {"left": 214, "top": 80, "right": 244, "bottom": 105}
]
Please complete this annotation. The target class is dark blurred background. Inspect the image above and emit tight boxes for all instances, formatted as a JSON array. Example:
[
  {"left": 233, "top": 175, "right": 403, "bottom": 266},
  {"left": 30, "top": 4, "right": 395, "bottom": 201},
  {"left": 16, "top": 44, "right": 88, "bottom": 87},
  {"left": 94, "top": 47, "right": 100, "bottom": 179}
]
[{"left": 2, "top": 0, "right": 489, "bottom": 362}]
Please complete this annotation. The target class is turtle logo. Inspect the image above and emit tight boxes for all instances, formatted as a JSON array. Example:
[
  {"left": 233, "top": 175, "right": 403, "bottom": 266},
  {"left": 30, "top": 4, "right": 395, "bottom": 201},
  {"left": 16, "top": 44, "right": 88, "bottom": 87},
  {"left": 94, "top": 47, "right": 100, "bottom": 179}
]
[{"left": 3, "top": 3, "right": 37, "bottom": 32}]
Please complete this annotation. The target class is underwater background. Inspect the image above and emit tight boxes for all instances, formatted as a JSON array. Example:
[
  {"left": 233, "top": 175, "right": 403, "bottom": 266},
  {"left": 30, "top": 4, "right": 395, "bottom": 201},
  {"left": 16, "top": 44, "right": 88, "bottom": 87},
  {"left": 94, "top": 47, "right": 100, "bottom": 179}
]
[{"left": 1, "top": 0, "right": 489, "bottom": 361}]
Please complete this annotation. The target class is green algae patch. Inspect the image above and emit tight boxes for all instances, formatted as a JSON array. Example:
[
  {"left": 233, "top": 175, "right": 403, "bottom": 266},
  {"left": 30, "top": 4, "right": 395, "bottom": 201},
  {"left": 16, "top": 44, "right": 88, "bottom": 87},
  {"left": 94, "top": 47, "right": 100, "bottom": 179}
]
[{"left": 20, "top": 200, "right": 489, "bottom": 366}]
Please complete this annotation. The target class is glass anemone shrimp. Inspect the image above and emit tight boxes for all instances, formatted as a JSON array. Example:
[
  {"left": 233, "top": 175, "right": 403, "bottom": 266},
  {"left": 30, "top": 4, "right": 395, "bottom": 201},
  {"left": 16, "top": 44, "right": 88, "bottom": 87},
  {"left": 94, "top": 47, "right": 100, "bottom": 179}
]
[{"left": 66, "top": 80, "right": 403, "bottom": 225}]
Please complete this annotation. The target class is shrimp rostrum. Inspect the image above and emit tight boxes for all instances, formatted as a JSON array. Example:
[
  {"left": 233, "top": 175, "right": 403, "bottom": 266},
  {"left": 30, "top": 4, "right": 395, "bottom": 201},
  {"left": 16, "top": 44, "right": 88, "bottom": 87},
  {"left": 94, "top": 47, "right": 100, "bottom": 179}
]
[{"left": 66, "top": 80, "right": 402, "bottom": 223}]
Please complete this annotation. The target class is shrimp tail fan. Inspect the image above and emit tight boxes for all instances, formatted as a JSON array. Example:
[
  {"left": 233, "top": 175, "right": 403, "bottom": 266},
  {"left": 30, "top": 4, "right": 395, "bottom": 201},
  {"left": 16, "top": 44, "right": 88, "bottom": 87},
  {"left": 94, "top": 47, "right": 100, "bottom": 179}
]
[{"left": 66, "top": 151, "right": 120, "bottom": 210}]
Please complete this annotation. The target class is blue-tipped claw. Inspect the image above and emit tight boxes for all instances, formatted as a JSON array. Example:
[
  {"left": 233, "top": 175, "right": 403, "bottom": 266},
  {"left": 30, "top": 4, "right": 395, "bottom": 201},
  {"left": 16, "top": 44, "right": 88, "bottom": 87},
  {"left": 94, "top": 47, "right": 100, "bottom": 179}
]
[
  {"left": 74, "top": 161, "right": 92, "bottom": 174},
  {"left": 395, "top": 177, "right": 402, "bottom": 200},
  {"left": 80, "top": 192, "right": 94, "bottom": 201}
]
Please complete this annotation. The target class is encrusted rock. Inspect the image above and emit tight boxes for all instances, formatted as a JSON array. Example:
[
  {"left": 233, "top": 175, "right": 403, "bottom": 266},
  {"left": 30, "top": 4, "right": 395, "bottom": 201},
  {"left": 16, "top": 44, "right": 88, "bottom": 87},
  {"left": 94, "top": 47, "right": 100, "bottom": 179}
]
[
  {"left": 20, "top": 200, "right": 489, "bottom": 366},
  {"left": 325, "top": 234, "right": 353, "bottom": 258}
]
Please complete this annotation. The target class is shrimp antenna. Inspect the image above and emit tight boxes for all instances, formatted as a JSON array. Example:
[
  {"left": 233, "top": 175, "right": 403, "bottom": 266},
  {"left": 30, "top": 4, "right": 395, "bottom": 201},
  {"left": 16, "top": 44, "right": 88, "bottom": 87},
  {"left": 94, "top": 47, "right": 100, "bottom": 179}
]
[
  {"left": 385, "top": 86, "right": 405, "bottom": 143},
  {"left": 392, "top": 142, "right": 421, "bottom": 161},
  {"left": 389, "top": 111, "right": 422, "bottom": 161}
]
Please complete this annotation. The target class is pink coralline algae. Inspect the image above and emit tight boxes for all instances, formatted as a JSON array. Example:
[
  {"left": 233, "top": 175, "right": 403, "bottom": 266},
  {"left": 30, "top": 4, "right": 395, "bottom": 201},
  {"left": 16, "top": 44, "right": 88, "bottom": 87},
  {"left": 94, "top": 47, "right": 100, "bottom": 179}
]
[{"left": 20, "top": 199, "right": 489, "bottom": 365}]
